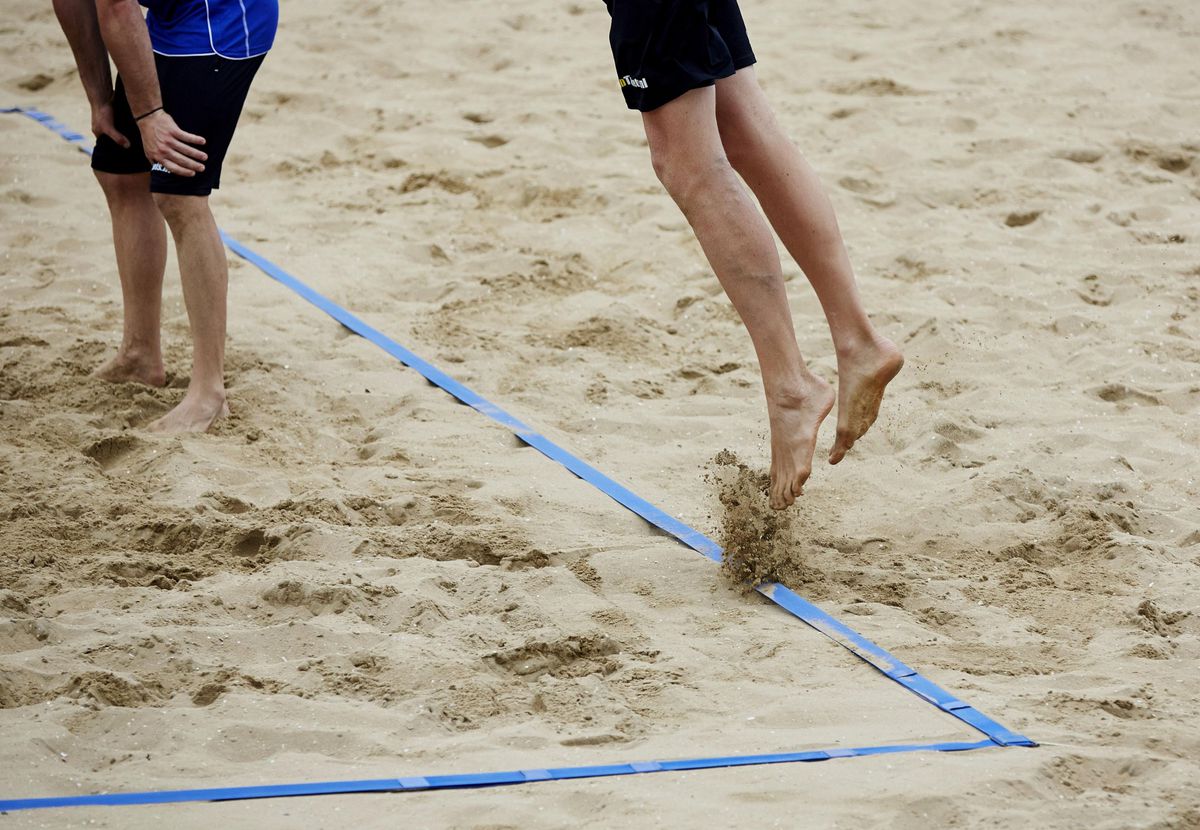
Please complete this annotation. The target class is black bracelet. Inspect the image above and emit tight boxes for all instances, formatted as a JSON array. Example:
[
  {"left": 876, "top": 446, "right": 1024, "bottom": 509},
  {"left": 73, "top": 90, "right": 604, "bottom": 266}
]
[{"left": 134, "top": 106, "right": 164, "bottom": 122}]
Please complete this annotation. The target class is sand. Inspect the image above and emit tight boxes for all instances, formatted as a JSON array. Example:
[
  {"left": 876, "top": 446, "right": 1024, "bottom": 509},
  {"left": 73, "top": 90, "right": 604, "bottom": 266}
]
[{"left": 2, "top": 0, "right": 1199, "bottom": 826}]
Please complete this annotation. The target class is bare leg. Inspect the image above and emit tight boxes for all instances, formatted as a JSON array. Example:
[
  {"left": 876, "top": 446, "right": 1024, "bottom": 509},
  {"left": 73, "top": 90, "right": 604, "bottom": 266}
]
[
  {"left": 643, "top": 86, "right": 834, "bottom": 509},
  {"left": 149, "top": 193, "right": 229, "bottom": 433},
  {"left": 93, "top": 171, "right": 167, "bottom": 386},
  {"left": 715, "top": 68, "right": 903, "bottom": 464}
]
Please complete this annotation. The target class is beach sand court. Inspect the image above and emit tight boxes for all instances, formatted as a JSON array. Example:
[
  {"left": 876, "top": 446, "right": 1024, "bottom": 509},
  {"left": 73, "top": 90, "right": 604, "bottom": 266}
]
[{"left": 2, "top": 0, "right": 1199, "bottom": 826}]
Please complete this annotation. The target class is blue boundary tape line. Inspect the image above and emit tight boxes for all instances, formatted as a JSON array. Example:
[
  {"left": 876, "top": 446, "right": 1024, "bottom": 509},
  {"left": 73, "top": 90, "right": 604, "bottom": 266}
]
[
  {"left": 0, "top": 740, "right": 998, "bottom": 811},
  {"left": 2, "top": 106, "right": 1034, "bottom": 811}
]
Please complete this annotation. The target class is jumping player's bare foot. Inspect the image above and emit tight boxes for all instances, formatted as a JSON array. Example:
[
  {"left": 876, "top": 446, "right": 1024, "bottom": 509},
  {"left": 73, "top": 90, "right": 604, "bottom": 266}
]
[
  {"left": 93, "top": 348, "right": 166, "bottom": 387},
  {"left": 767, "top": 375, "right": 835, "bottom": 510},
  {"left": 147, "top": 389, "right": 228, "bottom": 434},
  {"left": 829, "top": 336, "right": 904, "bottom": 465}
]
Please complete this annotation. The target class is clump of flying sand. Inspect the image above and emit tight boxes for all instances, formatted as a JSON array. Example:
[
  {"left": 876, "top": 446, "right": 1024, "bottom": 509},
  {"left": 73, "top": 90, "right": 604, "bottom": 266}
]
[{"left": 710, "top": 449, "right": 827, "bottom": 591}]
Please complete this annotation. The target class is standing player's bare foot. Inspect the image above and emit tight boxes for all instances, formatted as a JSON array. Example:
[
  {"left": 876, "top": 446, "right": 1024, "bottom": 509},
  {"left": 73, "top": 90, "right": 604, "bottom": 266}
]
[
  {"left": 766, "top": 375, "right": 835, "bottom": 510},
  {"left": 93, "top": 349, "right": 166, "bottom": 387},
  {"left": 829, "top": 336, "right": 904, "bottom": 465},
  {"left": 147, "top": 389, "right": 229, "bottom": 434}
]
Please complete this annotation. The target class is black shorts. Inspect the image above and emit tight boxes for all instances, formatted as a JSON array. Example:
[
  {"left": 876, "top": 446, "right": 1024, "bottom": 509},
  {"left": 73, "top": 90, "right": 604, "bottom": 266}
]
[
  {"left": 605, "top": 0, "right": 756, "bottom": 112},
  {"left": 91, "top": 53, "right": 264, "bottom": 196}
]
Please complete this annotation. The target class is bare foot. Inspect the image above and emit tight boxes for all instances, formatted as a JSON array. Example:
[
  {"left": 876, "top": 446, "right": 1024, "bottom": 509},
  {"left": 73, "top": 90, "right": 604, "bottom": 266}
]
[
  {"left": 93, "top": 349, "right": 166, "bottom": 387},
  {"left": 829, "top": 336, "right": 904, "bottom": 465},
  {"left": 766, "top": 376, "right": 835, "bottom": 510},
  {"left": 147, "top": 389, "right": 228, "bottom": 434}
]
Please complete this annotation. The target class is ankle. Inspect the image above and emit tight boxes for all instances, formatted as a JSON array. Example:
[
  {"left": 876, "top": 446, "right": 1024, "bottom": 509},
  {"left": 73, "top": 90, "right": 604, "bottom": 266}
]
[
  {"left": 183, "top": 381, "right": 226, "bottom": 402},
  {"left": 766, "top": 372, "right": 829, "bottom": 408},
  {"left": 117, "top": 340, "right": 162, "bottom": 363},
  {"left": 833, "top": 329, "right": 889, "bottom": 361}
]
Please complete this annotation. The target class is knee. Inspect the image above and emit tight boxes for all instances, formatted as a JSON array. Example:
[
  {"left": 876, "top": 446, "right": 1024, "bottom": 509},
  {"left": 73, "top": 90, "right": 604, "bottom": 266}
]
[
  {"left": 648, "top": 145, "right": 678, "bottom": 191},
  {"left": 648, "top": 142, "right": 731, "bottom": 205},
  {"left": 152, "top": 192, "right": 208, "bottom": 226},
  {"left": 94, "top": 171, "right": 151, "bottom": 209}
]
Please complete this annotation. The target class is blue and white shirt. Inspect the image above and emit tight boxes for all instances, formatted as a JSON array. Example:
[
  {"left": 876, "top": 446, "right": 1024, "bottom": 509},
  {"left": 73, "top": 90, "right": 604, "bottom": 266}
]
[{"left": 141, "top": 0, "right": 279, "bottom": 60}]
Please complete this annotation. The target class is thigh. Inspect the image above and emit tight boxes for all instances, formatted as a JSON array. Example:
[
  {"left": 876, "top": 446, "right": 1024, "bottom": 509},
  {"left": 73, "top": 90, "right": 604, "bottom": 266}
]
[
  {"left": 641, "top": 84, "right": 725, "bottom": 169},
  {"left": 152, "top": 54, "right": 265, "bottom": 196},
  {"left": 715, "top": 65, "right": 772, "bottom": 129}
]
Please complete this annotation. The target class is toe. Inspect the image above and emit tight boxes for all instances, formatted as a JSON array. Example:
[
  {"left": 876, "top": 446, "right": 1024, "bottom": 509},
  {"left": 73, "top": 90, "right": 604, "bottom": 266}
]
[
  {"left": 829, "top": 428, "right": 853, "bottom": 464},
  {"left": 770, "top": 478, "right": 793, "bottom": 510},
  {"left": 769, "top": 478, "right": 783, "bottom": 510},
  {"left": 791, "top": 468, "right": 808, "bottom": 497}
]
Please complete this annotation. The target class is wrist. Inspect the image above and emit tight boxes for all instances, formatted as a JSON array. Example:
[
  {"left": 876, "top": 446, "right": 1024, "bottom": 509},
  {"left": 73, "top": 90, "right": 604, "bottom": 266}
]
[
  {"left": 134, "top": 105, "right": 164, "bottom": 122},
  {"left": 88, "top": 92, "right": 114, "bottom": 112}
]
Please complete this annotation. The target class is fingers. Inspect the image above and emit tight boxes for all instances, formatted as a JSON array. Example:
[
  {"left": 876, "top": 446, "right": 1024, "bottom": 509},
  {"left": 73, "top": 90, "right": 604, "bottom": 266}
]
[
  {"left": 156, "top": 151, "right": 201, "bottom": 177},
  {"left": 104, "top": 127, "right": 131, "bottom": 149},
  {"left": 155, "top": 135, "right": 208, "bottom": 177},
  {"left": 167, "top": 133, "right": 208, "bottom": 163},
  {"left": 140, "top": 114, "right": 209, "bottom": 177},
  {"left": 172, "top": 127, "right": 206, "bottom": 147}
]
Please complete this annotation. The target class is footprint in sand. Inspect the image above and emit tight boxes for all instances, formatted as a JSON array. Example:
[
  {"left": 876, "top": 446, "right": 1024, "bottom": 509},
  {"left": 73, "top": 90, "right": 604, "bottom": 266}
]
[
  {"left": 17, "top": 73, "right": 53, "bottom": 92},
  {"left": 260, "top": 579, "right": 361, "bottom": 616},
  {"left": 82, "top": 433, "right": 141, "bottom": 471},
  {"left": 883, "top": 254, "right": 939, "bottom": 283},
  {"left": 837, "top": 175, "right": 896, "bottom": 207},
  {"left": 232, "top": 527, "right": 273, "bottom": 557},
  {"left": 1076, "top": 274, "right": 1115, "bottom": 307},
  {"left": 398, "top": 171, "right": 472, "bottom": 195},
  {"left": 1004, "top": 209, "right": 1042, "bottom": 228},
  {"left": 203, "top": 492, "right": 254, "bottom": 515},
  {"left": 825, "top": 77, "right": 918, "bottom": 96},
  {"left": 1053, "top": 147, "right": 1105, "bottom": 165},
  {"left": 485, "top": 634, "right": 621, "bottom": 678},
  {"left": 408, "top": 521, "right": 550, "bottom": 569},
  {"left": 0, "top": 334, "right": 49, "bottom": 348},
  {"left": 827, "top": 107, "right": 861, "bottom": 120},
  {"left": 60, "top": 671, "right": 162, "bottom": 708},
  {"left": 1122, "top": 140, "right": 1193, "bottom": 174},
  {"left": 98, "top": 558, "right": 203, "bottom": 590},
  {"left": 1134, "top": 599, "right": 1191, "bottom": 638},
  {"left": 1090, "top": 383, "right": 1161, "bottom": 407},
  {"left": 468, "top": 134, "right": 510, "bottom": 149},
  {"left": 1130, "top": 229, "right": 1187, "bottom": 245}
]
